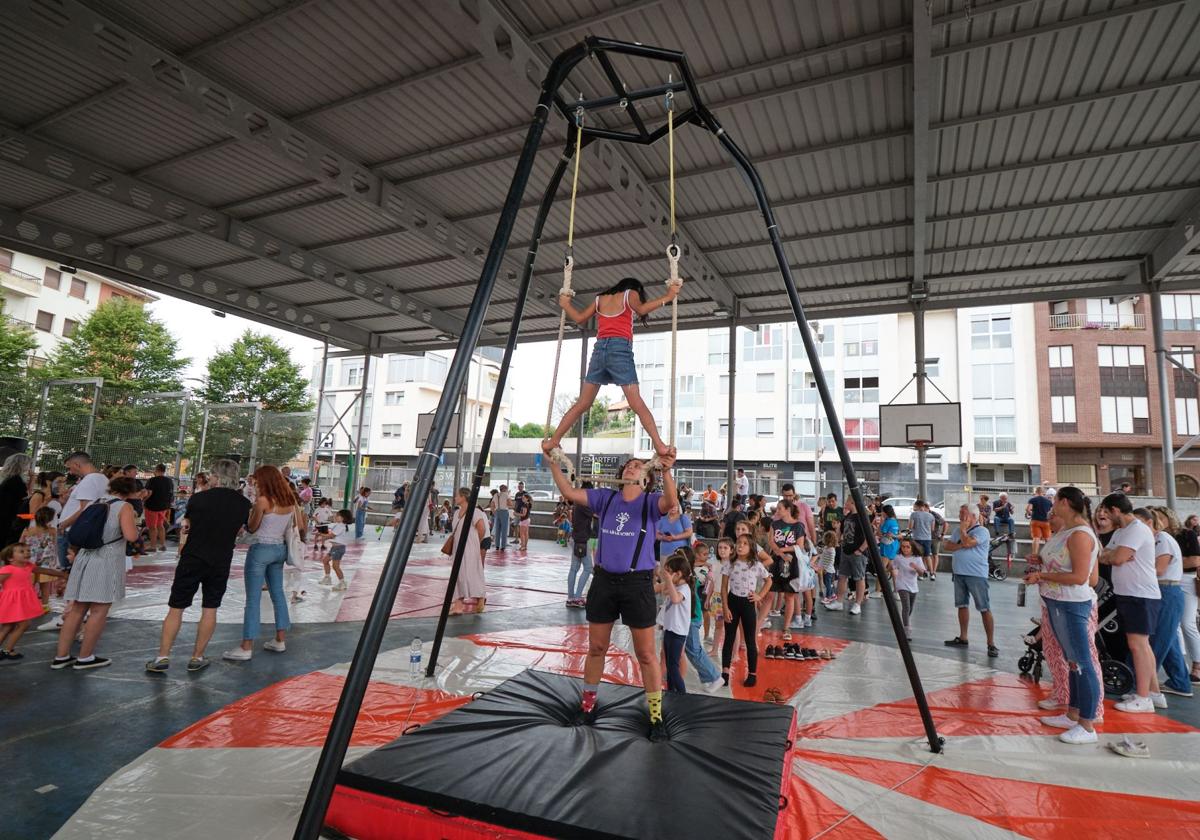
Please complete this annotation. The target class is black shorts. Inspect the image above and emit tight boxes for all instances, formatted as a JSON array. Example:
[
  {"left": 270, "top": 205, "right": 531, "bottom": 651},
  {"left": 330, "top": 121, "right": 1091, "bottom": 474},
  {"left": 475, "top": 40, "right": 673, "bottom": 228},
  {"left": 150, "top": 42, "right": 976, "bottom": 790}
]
[
  {"left": 585, "top": 568, "right": 656, "bottom": 629},
  {"left": 168, "top": 554, "right": 233, "bottom": 610},
  {"left": 1114, "top": 594, "right": 1161, "bottom": 636}
]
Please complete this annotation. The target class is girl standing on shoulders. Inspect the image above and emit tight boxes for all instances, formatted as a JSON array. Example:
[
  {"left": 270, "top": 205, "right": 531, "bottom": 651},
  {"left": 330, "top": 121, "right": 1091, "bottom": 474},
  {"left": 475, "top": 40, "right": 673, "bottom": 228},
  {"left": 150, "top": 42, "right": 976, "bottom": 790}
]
[
  {"left": 720, "top": 533, "right": 772, "bottom": 688},
  {"left": 543, "top": 277, "right": 682, "bottom": 460}
]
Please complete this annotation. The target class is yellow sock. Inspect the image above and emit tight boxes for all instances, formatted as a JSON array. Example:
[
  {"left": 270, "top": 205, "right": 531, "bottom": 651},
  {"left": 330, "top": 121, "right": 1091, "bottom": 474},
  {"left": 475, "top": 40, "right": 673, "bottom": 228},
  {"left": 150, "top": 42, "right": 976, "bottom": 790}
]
[{"left": 646, "top": 689, "right": 663, "bottom": 724}]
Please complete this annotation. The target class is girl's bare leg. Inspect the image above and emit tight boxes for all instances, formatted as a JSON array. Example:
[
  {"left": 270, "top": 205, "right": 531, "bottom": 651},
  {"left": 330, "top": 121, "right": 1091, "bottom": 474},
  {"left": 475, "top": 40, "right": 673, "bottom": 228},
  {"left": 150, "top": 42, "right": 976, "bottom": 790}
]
[
  {"left": 544, "top": 383, "right": 602, "bottom": 452},
  {"left": 78, "top": 603, "right": 111, "bottom": 659}
]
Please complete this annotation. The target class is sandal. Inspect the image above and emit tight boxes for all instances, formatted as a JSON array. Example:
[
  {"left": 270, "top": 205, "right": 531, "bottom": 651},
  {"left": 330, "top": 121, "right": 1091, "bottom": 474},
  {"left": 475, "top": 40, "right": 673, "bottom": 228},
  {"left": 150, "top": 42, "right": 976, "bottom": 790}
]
[
  {"left": 819, "top": 648, "right": 836, "bottom": 659},
  {"left": 763, "top": 687, "right": 784, "bottom": 704},
  {"left": 1107, "top": 736, "right": 1150, "bottom": 759}
]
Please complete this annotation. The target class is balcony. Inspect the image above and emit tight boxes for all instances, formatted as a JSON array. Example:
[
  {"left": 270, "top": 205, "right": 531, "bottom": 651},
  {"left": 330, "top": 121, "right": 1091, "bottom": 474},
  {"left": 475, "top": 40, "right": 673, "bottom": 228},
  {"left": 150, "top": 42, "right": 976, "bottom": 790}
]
[
  {"left": 0, "top": 269, "right": 41, "bottom": 297},
  {"left": 1049, "top": 313, "right": 1144, "bottom": 331}
]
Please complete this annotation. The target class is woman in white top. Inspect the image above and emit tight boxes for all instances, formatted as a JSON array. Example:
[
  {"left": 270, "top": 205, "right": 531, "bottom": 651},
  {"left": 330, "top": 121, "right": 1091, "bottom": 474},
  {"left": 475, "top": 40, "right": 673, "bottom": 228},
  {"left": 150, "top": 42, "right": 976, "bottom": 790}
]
[
  {"left": 225, "top": 465, "right": 302, "bottom": 661},
  {"left": 1138, "top": 507, "right": 1193, "bottom": 698},
  {"left": 1022, "top": 488, "right": 1100, "bottom": 744},
  {"left": 445, "top": 487, "right": 489, "bottom": 615}
]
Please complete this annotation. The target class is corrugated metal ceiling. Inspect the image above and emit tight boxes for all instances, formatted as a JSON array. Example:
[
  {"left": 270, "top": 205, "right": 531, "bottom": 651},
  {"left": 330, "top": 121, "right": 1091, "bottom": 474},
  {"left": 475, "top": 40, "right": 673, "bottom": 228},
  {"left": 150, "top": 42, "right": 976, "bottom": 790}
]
[{"left": 0, "top": 0, "right": 1197, "bottom": 353}]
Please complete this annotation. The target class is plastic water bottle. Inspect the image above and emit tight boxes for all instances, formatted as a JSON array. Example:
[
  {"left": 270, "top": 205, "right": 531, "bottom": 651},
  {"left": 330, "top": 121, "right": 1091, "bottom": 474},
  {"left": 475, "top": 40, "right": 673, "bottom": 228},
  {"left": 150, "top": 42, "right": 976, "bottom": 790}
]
[
  {"left": 1016, "top": 582, "right": 1026, "bottom": 607},
  {"left": 410, "top": 637, "right": 422, "bottom": 679}
]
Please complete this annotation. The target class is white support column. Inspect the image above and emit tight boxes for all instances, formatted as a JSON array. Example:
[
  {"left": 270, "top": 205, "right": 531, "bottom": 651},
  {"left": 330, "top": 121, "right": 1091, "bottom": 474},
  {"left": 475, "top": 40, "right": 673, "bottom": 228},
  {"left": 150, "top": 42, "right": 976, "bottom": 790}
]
[{"left": 1150, "top": 290, "right": 1177, "bottom": 507}]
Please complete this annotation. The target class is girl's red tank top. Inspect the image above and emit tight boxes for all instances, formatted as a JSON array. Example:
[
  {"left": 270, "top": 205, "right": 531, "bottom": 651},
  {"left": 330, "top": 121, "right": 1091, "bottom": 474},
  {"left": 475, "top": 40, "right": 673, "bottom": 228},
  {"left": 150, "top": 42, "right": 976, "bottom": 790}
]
[{"left": 595, "top": 290, "right": 634, "bottom": 341}]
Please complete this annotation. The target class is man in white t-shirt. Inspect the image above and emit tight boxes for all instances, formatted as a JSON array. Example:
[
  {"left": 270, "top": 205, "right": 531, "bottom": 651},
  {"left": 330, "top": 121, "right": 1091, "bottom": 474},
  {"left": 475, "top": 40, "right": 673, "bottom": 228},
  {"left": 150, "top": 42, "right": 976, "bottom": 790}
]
[
  {"left": 1098, "top": 493, "right": 1161, "bottom": 713},
  {"left": 734, "top": 468, "right": 750, "bottom": 501},
  {"left": 40, "top": 451, "right": 109, "bottom": 630}
]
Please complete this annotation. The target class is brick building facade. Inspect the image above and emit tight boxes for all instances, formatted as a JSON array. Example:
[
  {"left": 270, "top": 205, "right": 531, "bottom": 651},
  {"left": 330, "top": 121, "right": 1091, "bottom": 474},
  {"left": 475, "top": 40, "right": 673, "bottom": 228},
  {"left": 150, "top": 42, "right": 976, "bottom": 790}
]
[{"left": 1034, "top": 294, "right": 1200, "bottom": 498}]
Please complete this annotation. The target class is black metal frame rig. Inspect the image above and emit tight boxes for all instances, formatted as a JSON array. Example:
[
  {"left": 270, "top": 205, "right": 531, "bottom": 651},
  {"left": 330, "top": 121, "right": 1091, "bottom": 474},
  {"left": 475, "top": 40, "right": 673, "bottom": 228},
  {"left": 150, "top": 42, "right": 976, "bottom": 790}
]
[{"left": 294, "top": 36, "right": 943, "bottom": 839}]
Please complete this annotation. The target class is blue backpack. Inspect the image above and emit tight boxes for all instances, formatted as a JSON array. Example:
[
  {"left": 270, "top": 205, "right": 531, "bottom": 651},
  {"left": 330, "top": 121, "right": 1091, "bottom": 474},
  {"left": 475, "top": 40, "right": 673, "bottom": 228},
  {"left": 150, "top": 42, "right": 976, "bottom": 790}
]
[{"left": 68, "top": 500, "right": 122, "bottom": 550}]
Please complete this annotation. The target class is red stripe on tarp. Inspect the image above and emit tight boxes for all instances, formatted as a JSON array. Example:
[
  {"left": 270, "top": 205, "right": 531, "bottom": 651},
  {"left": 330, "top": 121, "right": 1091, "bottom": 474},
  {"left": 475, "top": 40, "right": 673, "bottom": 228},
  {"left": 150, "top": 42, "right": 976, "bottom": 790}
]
[
  {"left": 327, "top": 785, "right": 553, "bottom": 840},
  {"left": 160, "top": 672, "right": 469, "bottom": 749},
  {"left": 776, "top": 769, "right": 886, "bottom": 840},
  {"left": 795, "top": 748, "right": 1200, "bottom": 838},
  {"left": 798, "top": 672, "right": 1196, "bottom": 740},
  {"left": 725, "top": 633, "right": 852, "bottom": 702}
]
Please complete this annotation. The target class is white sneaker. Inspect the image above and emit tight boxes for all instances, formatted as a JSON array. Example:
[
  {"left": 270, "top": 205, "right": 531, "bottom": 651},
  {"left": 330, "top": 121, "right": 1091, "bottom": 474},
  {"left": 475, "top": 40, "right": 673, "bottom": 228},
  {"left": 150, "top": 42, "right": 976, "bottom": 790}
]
[
  {"left": 824, "top": 600, "right": 843, "bottom": 611},
  {"left": 702, "top": 679, "right": 723, "bottom": 694},
  {"left": 790, "top": 617, "right": 803, "bottom": 630},
  {"left": 1114, "top": 696, "right": 1155, "bottom": 713},
  {"left": 869, "top": 591, "right": 882, "bottom": 599},
  {"left": 263, "top": 639, "right": 286, "bottom": 653},
  {"left": 222, "top": 647, "right": 252, "bottom": 661},
  {"left": 1038, "top": 698, "right": 1067, "bottom": 711},
  {"left": 1151, "top": 692, "right": 1168, "bottom": 709},
  {"left": 1058, "top": 724, "right": 1098, "bottom": 745},
  {"left": 849, "top": 603, "right": 861, "bottom": 616},
  {"left": 38, "top": 616, "right": 64, "bottom": 631},
  {"left": 760, "top": 618, "right": 772, "bottom": 629},
  {"left": 319, "top": 575, "right": 332, "bottom": 585},
  {"left": 332, "top": 580, "right": 347, "bottom": 592},
  {"left": 1040, "top": 714, "right": 1076, "bottom": 730}
]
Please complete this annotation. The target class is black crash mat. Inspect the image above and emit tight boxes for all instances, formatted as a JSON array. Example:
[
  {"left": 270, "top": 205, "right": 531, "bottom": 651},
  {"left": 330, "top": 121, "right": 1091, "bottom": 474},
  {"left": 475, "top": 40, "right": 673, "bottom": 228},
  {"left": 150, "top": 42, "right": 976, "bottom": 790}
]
[{"left": 337, "top": 669, "right": 797, "bottom": 840}]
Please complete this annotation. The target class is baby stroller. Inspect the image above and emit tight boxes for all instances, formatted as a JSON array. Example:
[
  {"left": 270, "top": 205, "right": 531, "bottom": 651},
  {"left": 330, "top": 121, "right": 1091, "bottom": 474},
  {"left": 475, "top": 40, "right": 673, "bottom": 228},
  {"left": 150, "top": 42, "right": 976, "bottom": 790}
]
[
  {"left": 986, "top": 534, "right": 1010, "bottom": 581},
  {"left": 1017, "top": 578, "right": 1134, "bottom": 696}
]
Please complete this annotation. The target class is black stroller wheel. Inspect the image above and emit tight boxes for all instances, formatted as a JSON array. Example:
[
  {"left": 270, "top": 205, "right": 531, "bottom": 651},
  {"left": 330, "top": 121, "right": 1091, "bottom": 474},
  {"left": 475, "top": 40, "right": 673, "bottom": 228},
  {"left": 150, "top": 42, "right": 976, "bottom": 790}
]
[
  {"left": 1102, "top": 659, "right": 1134, "bottom": 696},
  {"left": 991, "top": 565, "right": 1008, "bottom": 581},
  {"left": 1032, "top": 660, "right": 1043, "bottom": 683},
  {"left": 1017, "top": 651, "right": 1034, "bottom": 674}
]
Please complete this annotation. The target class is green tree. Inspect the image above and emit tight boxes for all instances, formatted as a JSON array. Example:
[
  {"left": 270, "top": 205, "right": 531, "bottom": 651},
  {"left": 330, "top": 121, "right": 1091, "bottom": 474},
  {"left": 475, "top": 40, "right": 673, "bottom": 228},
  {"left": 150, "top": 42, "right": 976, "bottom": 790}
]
[
  {"left": 509, "top": 421, "right": 550, "bottom": 439},
  {"left": 199, "top": 331, "right": 314, "bottom": 467},
  {"left": 583, "top": 397, "right": 609, "bottom": 435},
  {"left": 0, "top": 294, "right": 41, "bottom": 436},
  {"left": 47, "top": 297, "right": 186, "bottom": 389},
  {"left": 40, "top": 298, "right": 188, "bottom": 468}
]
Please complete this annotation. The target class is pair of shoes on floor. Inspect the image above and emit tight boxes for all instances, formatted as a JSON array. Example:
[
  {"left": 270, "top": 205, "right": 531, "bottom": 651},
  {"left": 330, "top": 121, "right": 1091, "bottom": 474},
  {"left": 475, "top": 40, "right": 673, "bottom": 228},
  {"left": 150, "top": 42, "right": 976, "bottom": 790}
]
[
  {"left": 767, "top": 644, "right": 818, "bottom": 661},
  {"left": 53, "top": 655, "right": 110, "bottom": 670}
]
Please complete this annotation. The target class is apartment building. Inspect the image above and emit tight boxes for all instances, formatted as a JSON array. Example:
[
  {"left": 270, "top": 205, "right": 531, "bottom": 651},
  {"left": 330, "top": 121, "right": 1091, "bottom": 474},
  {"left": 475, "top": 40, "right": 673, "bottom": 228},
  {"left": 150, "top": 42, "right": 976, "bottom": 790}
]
[
  {"left": 308, "top": 347, "right": 513, "bottom": 469},
  {"left": 0, "top": 248, "right": 154, "bottom": 364},
  {"left": 628, "top": 305, "right": 1042, "bottom": 496},
  {"left": 1035, "top": 294, "right": 1200, "bottom": 497}
]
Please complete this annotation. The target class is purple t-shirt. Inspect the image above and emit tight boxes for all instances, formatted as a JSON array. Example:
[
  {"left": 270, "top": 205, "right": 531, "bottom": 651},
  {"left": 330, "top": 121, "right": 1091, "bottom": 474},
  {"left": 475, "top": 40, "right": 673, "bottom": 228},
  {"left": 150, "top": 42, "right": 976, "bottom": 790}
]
[{"left": 586, "top": 488, "right": 663, "bottom": 573}]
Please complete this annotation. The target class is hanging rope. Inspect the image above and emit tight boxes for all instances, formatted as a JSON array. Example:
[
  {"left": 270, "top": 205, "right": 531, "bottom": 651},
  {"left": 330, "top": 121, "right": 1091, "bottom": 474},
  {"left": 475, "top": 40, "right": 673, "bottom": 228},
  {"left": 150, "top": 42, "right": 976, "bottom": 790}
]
[
  {"left": 644, "top": 82, "right": 683, "bottom": 485},
  {"left": 544, "top": 107, "right": 586, "bottom": 483}
]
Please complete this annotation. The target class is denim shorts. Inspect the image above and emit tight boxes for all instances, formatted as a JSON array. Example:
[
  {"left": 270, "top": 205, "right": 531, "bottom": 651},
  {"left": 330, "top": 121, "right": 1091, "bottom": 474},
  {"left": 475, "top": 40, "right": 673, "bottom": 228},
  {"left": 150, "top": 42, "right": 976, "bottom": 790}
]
[
  {"left": 585, "top": 337, "right": 638, "bottom": 386},
  {"left": 954, "top": 574, "right": 991, "bottom": 612}
]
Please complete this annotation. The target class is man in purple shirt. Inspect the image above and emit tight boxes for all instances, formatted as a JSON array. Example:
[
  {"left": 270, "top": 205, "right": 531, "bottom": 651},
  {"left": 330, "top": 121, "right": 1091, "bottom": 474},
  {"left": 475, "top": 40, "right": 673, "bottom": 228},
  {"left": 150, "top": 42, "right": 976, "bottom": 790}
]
[{"left": 549, "top": 449, "right": 678, "bottom": 742}]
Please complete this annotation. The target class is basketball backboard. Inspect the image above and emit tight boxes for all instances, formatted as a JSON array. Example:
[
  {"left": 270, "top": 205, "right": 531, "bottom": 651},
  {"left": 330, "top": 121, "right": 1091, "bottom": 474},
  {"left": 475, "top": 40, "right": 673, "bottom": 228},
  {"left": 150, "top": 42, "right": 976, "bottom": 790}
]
[
  {"left": 415, "top": 411, "right": 461, "bottom": 448},
  {"left": 879, "top": 402, "right": 962, "bottom": 449}
]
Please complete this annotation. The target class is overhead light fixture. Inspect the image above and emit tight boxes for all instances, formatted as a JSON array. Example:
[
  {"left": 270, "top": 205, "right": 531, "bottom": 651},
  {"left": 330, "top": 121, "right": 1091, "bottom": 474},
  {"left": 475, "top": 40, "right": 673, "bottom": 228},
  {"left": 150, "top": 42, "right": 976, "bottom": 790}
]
[
  {"left": 210, "top": 309, "right": 226, "bottom": 318},
  {"left": 58, "top": 265, "right": 77, "bottom": 274},
  {"left": 436, "top": 333, "right": 455, "bottom": 341},
  {"left": 712, "top": 307, "right": 729, "bottom": 318}
]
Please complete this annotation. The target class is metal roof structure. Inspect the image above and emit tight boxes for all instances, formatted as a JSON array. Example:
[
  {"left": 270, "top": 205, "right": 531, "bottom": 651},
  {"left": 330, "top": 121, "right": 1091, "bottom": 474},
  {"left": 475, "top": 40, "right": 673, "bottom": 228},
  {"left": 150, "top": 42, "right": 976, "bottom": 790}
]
[{"left": 1, "top": 0, "right": 1198, "bottom": 353}]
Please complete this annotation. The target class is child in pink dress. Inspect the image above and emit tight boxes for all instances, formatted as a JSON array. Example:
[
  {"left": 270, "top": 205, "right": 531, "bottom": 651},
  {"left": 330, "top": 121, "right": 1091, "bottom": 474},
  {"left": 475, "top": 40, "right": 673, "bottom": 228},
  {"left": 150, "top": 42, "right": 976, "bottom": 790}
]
[{"left": 1, "top": 544, "right": 57, "bottom": 662}]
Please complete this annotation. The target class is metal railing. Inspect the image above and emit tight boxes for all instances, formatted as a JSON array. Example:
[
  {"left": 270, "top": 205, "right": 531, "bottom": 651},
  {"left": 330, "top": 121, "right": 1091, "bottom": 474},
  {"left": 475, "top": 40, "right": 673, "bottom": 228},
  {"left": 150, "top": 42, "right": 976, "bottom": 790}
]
[{"left": 1049, "top": 313, "right": 1145, "bottom": 331}]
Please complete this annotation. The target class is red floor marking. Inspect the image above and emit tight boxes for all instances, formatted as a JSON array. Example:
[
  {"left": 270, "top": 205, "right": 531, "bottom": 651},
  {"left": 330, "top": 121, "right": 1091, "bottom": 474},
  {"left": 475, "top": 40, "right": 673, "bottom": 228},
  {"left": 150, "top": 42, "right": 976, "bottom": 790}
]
[
  {"left": 161, "top": 672, "right": 468, "bottom": 749},
  {"left": 797, "top": 672, "right": 1197, "bottom": 740},
  {"left": 795, "top": 748, "right": 1200, "bottom": 837},
  {"left": 723, "top": 633, "right": 851, "bottom": 702},
  {"left": 466, "top": 625, "right": 643, "bottom": 686},
  {"left": 777, "top": 771, "right": 885, "bottom": 840}
]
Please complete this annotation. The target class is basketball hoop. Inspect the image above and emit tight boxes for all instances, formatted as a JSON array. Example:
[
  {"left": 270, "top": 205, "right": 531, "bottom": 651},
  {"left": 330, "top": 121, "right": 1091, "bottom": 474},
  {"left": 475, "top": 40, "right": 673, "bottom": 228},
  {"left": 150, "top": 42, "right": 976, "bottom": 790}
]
[{"left": 910, "top": 438, "right": 931, "bottom": 452}]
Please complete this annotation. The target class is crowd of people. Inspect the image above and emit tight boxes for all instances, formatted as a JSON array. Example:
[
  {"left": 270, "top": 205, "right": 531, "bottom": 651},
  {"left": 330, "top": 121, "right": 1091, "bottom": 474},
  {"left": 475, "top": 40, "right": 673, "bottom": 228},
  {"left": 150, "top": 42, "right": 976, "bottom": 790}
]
[{"left": 2, "top": 442, "right": 1197, "bottom": 752}]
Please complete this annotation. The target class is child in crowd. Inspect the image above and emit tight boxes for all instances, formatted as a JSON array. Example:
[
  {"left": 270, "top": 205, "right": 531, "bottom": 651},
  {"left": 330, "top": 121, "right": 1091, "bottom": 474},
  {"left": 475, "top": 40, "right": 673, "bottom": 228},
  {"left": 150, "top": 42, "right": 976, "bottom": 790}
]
[
  {"left": 554, "top": 499, "right": 572, "bottom": 545},
  {"left": 1, "top": 544, "right": 63, "bottom": 661},
  {"left": 892, "top": 537, "right": 924, "bottom": 640},
  {"left": 818, "top": 531, "right": 838, "bottom": 603},
  {"left": 708, "top": 538, "right": 733, "bottom": 653},
  {"left": 321, "top": 509, "right": 352, "bottom": 591},
  {"left": 312, "top": 498, "right": 334, "bottom": 550},
  {"left": 22, "top": 507, "right": 58, "bottom": 610},
  {"left": 693, "top": 541, "right": 714, "bottom": 634},
  {"left": 655, "top": 549, "right": 693, "bottom": 693},
  {"left": 720, "top": 533, "right": 772, "bottom": 688},
  {"left": 437, "top": 501, "right": 452, "bottom": 534}
]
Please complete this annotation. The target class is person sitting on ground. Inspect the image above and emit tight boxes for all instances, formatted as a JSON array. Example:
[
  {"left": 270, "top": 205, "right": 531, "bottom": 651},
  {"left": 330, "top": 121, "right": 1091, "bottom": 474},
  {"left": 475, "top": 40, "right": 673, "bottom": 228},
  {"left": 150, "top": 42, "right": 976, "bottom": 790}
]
[
  {"left": 542, "top": 277, "right": 682, "bottom": 462},
  {"left": 146, "top": 459, "right": 251, "bottom": 674},
  {"left": 546, "top": 451, "right": 679, "bottom": 741},
  {"left": 942, "top": 505, "right": 999, "bottom": 658}
]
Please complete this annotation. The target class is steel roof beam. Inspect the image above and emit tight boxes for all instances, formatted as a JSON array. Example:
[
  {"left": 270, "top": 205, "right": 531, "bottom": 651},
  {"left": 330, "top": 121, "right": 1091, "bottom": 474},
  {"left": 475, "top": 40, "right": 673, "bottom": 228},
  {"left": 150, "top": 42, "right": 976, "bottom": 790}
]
[
  {"left": 0, "top": 205, "right": 386, "bottom": 350},
  {"left": 1128, "top": 191, "right": 1200, "bottom": 287},
  {"left": 468, "top": 0, "right": 733, "bottom": 311},
  {"left": 911, "top": 4, "right": 932, "bottom": 305},
  {"left": 0, "top": 0, "right": 543, "bottom": 319},
  {"left": 0, "top": 124, "right": 466, "bottom": 339}
]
